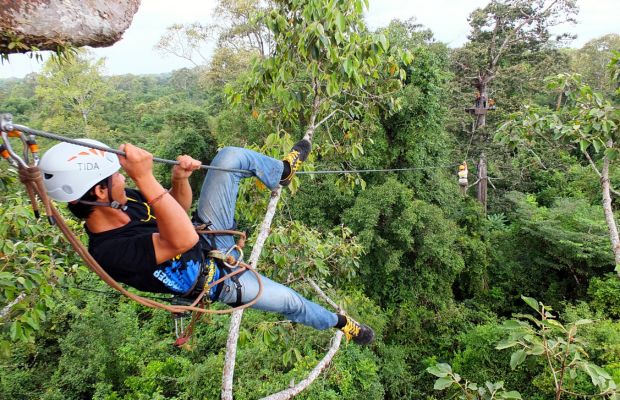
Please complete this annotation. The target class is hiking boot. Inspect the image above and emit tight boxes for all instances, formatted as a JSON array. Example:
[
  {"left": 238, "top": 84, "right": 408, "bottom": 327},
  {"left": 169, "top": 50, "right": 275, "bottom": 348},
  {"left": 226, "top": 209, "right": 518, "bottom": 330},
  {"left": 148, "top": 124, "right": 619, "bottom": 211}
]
[
  {"left": 341, "top": 315, "right": 375, "bottom": 345},
  {"left": 280, "top": 139, "right": 311, "bottom": 186}
]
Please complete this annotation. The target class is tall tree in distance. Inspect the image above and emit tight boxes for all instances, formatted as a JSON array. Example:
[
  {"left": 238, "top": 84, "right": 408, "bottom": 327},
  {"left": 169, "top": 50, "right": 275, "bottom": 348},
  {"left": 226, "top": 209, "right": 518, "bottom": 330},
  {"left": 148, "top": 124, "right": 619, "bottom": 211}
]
[
  {"left": 35, "top": 49, "right": 111, "bottom": 137},
  {"left": 451, "top": 0, "right": 578, "bottom": 209},
  {"left": 455, "top": 0, "right": 578, "bottom": 129},
  {"left": 156, "top": 0, "right": 274, "bottom": 88},
  {"left": 569, "top": 34, "right": 620, "bottom": 98}
]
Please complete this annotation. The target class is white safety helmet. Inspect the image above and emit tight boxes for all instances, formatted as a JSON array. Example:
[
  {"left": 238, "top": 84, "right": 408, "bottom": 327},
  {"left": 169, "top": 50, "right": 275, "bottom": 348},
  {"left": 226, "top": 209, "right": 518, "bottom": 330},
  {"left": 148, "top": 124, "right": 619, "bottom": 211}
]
[{"left": 39, "top": 139, "right": 121, "bottom": 202}]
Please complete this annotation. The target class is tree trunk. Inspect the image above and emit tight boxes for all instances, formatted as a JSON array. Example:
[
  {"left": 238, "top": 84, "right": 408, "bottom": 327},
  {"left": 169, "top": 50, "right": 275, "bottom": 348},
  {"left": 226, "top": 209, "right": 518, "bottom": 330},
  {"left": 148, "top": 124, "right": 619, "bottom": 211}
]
[
  {"left": 477, "top": 84, "right": 488, "bottom": 128},
  {"left": 600, "top": 150, "right": 620, "bottom": 276},
  {"left": 477, "top": 154, "right": 487, "bottom": 213},
  {"left": 222, "top": 188, "right": 282, "bottom": 400},
  {"left": 1, "top": 0, "right": 141, "bottom": 53}
]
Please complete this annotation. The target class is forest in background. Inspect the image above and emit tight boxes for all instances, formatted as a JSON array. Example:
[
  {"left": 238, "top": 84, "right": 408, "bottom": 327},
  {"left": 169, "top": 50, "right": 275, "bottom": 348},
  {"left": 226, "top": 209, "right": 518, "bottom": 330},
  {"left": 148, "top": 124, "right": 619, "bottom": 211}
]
[{"left": 1, "top": 0, "right": 620, "bottom": 399}]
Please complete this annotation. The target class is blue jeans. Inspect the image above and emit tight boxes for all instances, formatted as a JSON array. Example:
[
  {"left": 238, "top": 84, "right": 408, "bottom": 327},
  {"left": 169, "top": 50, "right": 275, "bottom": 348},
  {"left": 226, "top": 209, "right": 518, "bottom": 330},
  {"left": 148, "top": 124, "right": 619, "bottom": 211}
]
[{"left": 196, "top": 147, "right": 338, "bottom": 330}]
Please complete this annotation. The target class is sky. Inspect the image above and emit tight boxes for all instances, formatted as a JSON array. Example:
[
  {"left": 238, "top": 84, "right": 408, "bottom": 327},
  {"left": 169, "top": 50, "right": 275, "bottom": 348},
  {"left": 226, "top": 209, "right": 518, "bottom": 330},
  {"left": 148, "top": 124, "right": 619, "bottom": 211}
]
[{"left": 1, "top": 0, "right": 619, "bottom": 79}]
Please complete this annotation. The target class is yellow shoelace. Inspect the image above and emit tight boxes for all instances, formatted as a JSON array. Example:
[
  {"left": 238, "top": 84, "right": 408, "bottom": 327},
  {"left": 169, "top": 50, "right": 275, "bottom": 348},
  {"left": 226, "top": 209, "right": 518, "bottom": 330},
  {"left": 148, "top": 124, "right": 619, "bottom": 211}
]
[
  {"left": 341, "top": 318, "right": 361, "bottom": 341},
  {"left": 282, "top": 150, "right": 301, "bottom": 179}
]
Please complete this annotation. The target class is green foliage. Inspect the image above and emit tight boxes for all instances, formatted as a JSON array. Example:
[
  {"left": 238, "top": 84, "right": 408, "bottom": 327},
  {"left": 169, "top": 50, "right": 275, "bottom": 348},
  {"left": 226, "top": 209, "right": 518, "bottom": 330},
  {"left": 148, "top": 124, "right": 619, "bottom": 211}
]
[
  {"left": 2, "top": 3, "right": 620, "bottom": 398},
  {"left": 428, "top": 362, "right": 522, "bottom": 399},
  {"left": 343, "top": 178, "right": 465, "bottom": 307},
  {"left": 0, "top": 175, "right": 83, "bottom": 350},
  {"left": 498, "top": 296, "right": 618, "bottom": 399},
  {"left": 150, "top": 105, "right": 217, "bottom": 192},
  {"left": 569, "top": 34, "right": 620, "bottom": 98},
  {"left": 486, "top": 192, "right": 614, "bottom": 311},
  {"left": 262, "top": 221, "right": 364, "bottom": 289},
  {"left": 35, "top": 49, "right": 111, "bottom": 137},
  {"left": 228, "top": 0, "right": 412, "bottom": 164},
  {"left": 588, "top": 274, "right": 620, "bottom": 319}
]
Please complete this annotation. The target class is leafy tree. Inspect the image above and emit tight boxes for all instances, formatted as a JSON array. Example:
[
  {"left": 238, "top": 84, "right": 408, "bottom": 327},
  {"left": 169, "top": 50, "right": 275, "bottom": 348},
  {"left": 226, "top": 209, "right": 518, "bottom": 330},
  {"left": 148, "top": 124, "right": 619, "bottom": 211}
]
[
  {"left": 487, "top": 192, "right": 613, "bottom": 310},
  {"left": 497, "top": 69, "right": 620, "bottom": 275},
  {"left": 568, "top": 34, "right": 620, "bottom": 98},
  {"left": 229, "top": 0, "right": 412, "bottom": 153},
  {"left": 453, "top": 0, "right": 578, "bottom": 129},
  {"left": 498, "top": 296, "right": 618, "bottom": 399},
  {"left": 35, "top": 49, "right": 111, "bottom": 137},
  {"left": 0, "top": 174, "right": 83, "bottom": 354},
  {"left": 342, "top": 178, "right": 464, "bottom": 307},
  {"left": 428, "top": 362, "right": 522, "bottom": 399}
]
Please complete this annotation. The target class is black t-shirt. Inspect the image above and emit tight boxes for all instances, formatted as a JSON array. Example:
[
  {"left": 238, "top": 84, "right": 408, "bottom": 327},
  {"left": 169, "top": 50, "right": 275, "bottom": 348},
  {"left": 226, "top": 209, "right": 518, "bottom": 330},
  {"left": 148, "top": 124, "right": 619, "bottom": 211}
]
[{"left": 86, "top": 189, "right": 204, "bottom": 295}]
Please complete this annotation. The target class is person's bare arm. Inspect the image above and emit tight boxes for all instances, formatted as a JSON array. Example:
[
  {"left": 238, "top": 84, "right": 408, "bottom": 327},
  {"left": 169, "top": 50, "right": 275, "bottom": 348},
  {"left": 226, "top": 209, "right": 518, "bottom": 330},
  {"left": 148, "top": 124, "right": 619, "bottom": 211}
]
[
  {"left": 169, "top": 155, "right": 201, "bottom": 213},
  {"left": 119, "top": 144, "right": 199, "bottom": 264}
]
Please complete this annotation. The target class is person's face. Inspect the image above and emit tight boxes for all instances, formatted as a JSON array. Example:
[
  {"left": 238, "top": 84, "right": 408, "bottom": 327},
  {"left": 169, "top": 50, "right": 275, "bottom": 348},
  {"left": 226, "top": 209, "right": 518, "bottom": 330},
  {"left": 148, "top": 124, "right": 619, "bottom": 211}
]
[
  {"left": 109, "top": 172, "right": 127, "bottom": 204},
  {"left": 95, "top": 172, "right": 126, "bottom": 205}
]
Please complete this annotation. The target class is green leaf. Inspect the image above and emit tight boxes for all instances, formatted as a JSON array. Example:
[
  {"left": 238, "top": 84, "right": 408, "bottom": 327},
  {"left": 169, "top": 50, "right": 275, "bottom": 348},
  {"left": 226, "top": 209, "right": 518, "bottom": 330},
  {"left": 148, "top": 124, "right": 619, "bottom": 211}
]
[
  {"left": 427, "top": 366, "right": 447, "bottom": 378},
  {"left": 605, "top": 147, "right": 619, "bottom": 160},
  {"left": 521, "top": 296, "right": 539, "bottom": 312},
  {"left": 377, "top": 34, "right": 388, "bottom": 52},
  {"left": 496, "top": 340, "right": 519, "bottom": 350},
  {"left": 574, "top": 319, "right": 593, "bottom": 326},
  {"left": 510, "top": 350, "right": 527, "bottom": 370},
  {"left": 529, "top": 344, "right": 545, "bottom": 355},
  {"left": 500, "top": 391, "right": 523, "bottom": 399},
  {"left": 433, "top": 377, "right": 453, "bottom": 390},
  {"left": 579, "top": 140, "right": 589, "bottom": 153},
  {"left": 502, "top": 320, "right": 522, "bottom": 329},
  {"left": 336, "top": 13, "right": 346, "bottom": 31},
  {"left": 427, "top": 363, "right": 452, "bottom": 377}
]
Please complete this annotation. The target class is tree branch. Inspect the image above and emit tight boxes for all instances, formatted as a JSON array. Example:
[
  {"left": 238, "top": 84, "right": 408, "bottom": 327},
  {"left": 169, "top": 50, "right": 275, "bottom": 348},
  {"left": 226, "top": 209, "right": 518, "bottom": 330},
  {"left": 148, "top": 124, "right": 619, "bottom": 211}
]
[
  {"left": 583, "top": 150, "right": 620, "bottom": 197},
  {"left": 314, "top": 109, "right": 340, "bottom": 130},
  {"left": 256, "top": 277, "right": 345, "bottom": 399},
  {"left": 259, "top": 331, "right": 343, "bottom": 400},
  {"left": 306, "top": 278, "right": 343, "bottom": 313},
  {"left": 490, "top": 0, "right": 559, "bottom": 69},
  {"left": 1, "top": 292, "right": 26, "bottom": 319}
]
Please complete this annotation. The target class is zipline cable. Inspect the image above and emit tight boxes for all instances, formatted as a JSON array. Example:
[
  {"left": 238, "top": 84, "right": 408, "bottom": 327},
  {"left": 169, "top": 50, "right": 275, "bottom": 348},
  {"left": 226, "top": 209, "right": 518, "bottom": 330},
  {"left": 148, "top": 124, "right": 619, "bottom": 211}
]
[
  {"left": 298, "top": 165, "right": 461, "bottom": 174},
  {"left": 9, "top": 123, "right": 461, "bottom": 176},
  {"left": 12, "top": 124, "right": 251, "bottom": 174}
]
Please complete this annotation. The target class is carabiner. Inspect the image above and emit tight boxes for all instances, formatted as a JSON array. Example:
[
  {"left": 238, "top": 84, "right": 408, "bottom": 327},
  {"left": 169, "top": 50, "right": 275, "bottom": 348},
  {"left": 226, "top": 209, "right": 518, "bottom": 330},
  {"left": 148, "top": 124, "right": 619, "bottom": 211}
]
[
  {"left": 0, "top": 143, "right": 18, "bottom": 167},
  {"left": 224, "top": 245, "right": 244, "bottom": 268},
  {"left": 0, "top": 130, "right": 28, "bottom": 168},
  {"left": 0, "top": 114, "right": 40, "bottom": 167}
]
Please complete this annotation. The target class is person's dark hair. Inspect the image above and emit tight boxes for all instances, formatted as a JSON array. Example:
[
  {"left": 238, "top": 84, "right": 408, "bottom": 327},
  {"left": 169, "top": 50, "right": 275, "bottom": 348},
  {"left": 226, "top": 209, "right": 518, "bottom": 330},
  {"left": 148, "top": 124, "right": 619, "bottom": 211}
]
[{"left": 67, "top": 177, "right": 108, "bottom": 219}]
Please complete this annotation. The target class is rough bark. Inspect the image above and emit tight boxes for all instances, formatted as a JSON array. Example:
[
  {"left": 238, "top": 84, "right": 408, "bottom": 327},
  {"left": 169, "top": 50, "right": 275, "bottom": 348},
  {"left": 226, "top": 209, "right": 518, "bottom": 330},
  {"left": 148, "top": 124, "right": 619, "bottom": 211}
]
[{"left": 1, "top": 0, "right": 141, "bottom": 53}]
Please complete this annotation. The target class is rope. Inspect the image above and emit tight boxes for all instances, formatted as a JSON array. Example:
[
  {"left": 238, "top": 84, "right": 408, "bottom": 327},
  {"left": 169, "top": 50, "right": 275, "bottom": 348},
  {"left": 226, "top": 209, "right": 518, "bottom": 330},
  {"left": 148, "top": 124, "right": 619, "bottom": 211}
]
[
  {"left": 15, "top": 164, "right": 263, "bottom": 316},
  {"left": 13, "top": 124, "right": 460, "bottom": 175}
]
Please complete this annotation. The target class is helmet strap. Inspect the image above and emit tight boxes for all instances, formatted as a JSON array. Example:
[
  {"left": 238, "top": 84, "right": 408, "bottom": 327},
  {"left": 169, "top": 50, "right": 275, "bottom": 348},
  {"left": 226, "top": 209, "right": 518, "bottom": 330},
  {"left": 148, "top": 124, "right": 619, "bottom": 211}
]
[{"left": 78, "top": 175, "right": 127, "bottom": 211}]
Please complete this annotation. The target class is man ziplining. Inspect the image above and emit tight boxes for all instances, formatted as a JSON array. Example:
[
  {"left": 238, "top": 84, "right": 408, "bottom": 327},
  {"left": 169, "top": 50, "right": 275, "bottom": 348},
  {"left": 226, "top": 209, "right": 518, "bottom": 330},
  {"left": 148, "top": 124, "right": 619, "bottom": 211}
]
[{"left": 37, "top": 138, "right": 374, "bottom": 345}]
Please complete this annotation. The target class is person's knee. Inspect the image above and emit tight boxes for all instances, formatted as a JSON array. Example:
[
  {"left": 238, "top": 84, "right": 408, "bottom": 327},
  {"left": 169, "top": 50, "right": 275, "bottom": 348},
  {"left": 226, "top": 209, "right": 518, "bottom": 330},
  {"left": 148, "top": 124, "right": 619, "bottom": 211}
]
[
  {"left": 212, "top": 147, "right": 243, "bottom": 169},
  {"left": 280, "top": 290, "right": 305, "bottom": 314}
]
